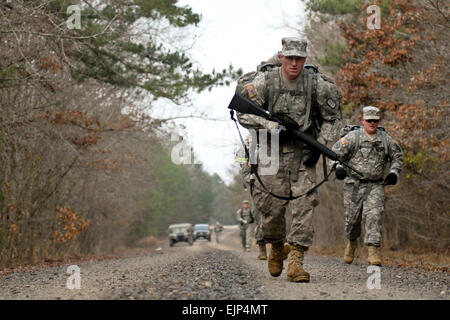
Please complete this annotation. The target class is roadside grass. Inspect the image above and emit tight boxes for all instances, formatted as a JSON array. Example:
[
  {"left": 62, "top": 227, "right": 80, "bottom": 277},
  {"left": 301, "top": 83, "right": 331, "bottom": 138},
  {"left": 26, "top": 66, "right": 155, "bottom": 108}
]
[
  {"left": 0, "top": 236, "right": 167, "bottom": 278},
  {"left": 310, "top": 245, "right": 449, "bottom": 273}
]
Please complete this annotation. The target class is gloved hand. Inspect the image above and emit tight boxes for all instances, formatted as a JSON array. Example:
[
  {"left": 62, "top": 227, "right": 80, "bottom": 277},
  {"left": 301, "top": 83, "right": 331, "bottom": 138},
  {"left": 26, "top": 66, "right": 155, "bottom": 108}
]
[
  {"left": 384, "top": 172, "right": 398, "bottom": 185},
  {"left": 303, "top": 149, "right": 321, "bottom": 167},
  {"left": 335, "top": 166, "right": 347, "bottom": 180},
  {"left": 241, "top": 219, "right": 248, "bottom": 225}
]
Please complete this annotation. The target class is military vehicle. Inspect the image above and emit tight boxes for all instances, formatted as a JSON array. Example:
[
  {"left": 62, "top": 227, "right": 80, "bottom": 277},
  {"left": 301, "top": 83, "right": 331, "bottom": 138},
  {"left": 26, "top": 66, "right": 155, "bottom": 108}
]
[
  {"left": 193, "top": 224, "right": 211, "bottom": 242},
  {"left": 168, "top": 223, "right": 193, "bottom": 247}
]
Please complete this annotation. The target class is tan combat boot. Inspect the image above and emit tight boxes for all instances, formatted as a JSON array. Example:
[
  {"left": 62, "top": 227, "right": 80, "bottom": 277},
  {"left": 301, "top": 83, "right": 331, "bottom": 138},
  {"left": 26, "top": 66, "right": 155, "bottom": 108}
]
[
  {"left": 282, "top": 243, "right": 291, "bottom": 260},
  {"left": 344, "top": 240, "right": 358, "bottom": 264},
  {"left": 287, "top": 245, "right": 310, "bottom": 283},
  {"left": 268, "top": 242, "right": 284, "bottom": 277},
  {"left": 367, "top": 245, "right": 382, "bottom": 266},
  {"left": 257, "top": 244, "right": 267, "bottom": 260}
]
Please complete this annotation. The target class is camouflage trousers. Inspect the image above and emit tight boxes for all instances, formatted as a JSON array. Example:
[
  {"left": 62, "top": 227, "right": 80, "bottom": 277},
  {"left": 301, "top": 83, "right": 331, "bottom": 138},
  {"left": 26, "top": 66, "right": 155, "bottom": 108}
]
[
  {"left": 343, "top": 180, "right": 384, "bottom": 247},
  {"left": 240, "top": 223, "right": 253, "bottom": 249},
  {"left": 215, "top": 230, "right": 221, "bottom": 243},
  {"left": 248, "top": 188, "right": 265, "bottom": 245},
  {"left": 253, "top": 206, "right": 265, "bottom": 245},
  {"left": 252, "top": 151, "right": 318, "bottom": 247}
]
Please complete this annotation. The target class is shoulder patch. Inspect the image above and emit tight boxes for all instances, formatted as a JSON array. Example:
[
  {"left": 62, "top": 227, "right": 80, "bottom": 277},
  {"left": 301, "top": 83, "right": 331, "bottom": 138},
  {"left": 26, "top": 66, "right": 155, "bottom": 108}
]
[
  {"left": 375, "top": 144, "right": 385, "bottom": 152},
  {"left": 245, "top": 84, "right": 257, "bottom": 99},
  {"left": 340, "top": 137, "right": 348, "bottom": 146},
  {"left": 327, "top": 98, "right": 336, "bottom": 109}
]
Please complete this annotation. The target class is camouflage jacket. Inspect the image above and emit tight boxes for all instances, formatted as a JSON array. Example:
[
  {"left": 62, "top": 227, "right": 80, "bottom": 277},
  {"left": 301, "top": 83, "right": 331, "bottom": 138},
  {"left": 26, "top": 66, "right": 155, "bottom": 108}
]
[
  {"left": 332, "top": 128, "right": 404, "bottom": 182},
  {"left": 235, "top": 208, "right": 254, "bottom": 225},
  {"left": 236, "top": 66, "right": 341, "bottom": 148}
]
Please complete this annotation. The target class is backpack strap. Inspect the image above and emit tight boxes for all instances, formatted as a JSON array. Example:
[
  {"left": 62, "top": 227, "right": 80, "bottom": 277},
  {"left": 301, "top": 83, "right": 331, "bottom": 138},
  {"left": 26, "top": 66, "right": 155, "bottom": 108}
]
[
  {"left": 264, "top": 70, "right": 279, "bottom": 114},
  {"left": 344, "top": 128, "right": 361, "bottom": 176},
  {"left": 379, "top": 127, "right": 389, "bottom": 158},
  {"left": 303, "top": 69, "right": 313, "bottom": 131},
  {"left": 350, "top": 128, "right": 361, "bottom": 159}
]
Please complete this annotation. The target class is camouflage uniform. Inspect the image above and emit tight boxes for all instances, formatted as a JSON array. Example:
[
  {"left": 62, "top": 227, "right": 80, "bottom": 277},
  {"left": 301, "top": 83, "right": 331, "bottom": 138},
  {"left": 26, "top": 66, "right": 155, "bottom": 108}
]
[
  {"left": 214, "top": 223, "right": 223, "bottom": 243},
  {"left": 236, "top": 38, "right": 342, "bottom": 248},
  {"left": 235, "top": 205, "right": 254, "bottom": 249},
  {"left": 187, "top": 224, "right": 194, "bottom": 244},
  {"left": 253, "top": 206, "right": 265, "bottom": 245},
  {"left": 332, "top": 110, "right": 403, "bottom": 247}
]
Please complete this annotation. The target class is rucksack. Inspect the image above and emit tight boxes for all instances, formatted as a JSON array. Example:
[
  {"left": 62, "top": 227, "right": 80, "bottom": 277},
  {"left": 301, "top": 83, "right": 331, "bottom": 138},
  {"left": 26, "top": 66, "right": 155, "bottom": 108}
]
[{"left": 340, "top": 125, "right": 389, "bottom": 159}]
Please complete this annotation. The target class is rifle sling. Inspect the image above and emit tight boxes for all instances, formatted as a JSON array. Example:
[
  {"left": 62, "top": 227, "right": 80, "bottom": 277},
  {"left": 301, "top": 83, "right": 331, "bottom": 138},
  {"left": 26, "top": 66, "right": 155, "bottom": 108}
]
[{"left": 230, "top": 110, "right": 334, "bottom": 201}]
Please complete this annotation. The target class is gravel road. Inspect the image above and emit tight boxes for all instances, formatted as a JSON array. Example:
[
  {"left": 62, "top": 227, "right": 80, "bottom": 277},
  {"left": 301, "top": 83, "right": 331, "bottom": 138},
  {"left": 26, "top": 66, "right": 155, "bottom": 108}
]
[{"left": 0, "top": 226, "right": 447, "bottom": 300}]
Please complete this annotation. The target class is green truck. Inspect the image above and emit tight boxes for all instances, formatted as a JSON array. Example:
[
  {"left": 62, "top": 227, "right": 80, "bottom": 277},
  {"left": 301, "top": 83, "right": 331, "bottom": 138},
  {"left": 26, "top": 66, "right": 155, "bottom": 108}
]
[{"left": 168, "top": 223, "right": 193, "bottom": 247}]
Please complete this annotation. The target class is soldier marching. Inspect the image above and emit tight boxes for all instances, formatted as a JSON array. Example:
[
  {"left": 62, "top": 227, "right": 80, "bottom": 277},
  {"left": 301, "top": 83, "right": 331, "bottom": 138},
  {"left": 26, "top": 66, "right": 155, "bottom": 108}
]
[
  {"left": 332, "top": 106, "right": 403, "bottom": 265},
  {"left": 230, "top": 37, "right": 403, "bottom": 283}
]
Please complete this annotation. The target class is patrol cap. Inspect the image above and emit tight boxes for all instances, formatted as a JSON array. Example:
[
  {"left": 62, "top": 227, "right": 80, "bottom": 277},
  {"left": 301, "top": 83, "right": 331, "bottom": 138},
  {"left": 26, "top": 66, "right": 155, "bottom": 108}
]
[
  {"left": 242, "top": 200, "right": 249, "bottom": 204},
  {"left": 281, "top": 37, "right": 307, "bottom": 58},
  {"left": 362, "top": 106, "right": 381, "bottom": 120}
]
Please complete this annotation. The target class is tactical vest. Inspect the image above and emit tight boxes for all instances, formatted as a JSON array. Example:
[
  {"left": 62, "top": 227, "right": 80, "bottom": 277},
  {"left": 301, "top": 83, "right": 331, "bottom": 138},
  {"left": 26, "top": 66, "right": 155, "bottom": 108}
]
[
  {"left": 263, "top": 65, "right": 318, "bottom": 133},
  {"left": 236, "top": 65, "right": 324, "bottom": 134},
  {"left": 235, "top": 65, "right": 333, "bottom": 182},
  {"left": 238, "top": 208, "right": 254, "bottom": 224},
  {"left": 340, "top": 126, "right": 392, "bottom": 180},
  {"left": 340, "top": 125, "right": 389, "bottom": 159}
]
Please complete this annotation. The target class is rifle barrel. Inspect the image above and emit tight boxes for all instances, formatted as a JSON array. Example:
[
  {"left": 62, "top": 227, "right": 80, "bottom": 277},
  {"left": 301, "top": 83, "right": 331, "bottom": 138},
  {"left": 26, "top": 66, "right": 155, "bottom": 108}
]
[{"left": 228, "top": 93, "right": 363, "bottom": 176}]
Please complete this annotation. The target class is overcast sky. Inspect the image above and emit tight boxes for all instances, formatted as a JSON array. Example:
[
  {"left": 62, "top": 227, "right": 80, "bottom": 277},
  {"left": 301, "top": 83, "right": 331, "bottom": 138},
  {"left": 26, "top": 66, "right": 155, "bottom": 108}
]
[{"left": 152, "top": 0, "right": 306, "bottom": 184}]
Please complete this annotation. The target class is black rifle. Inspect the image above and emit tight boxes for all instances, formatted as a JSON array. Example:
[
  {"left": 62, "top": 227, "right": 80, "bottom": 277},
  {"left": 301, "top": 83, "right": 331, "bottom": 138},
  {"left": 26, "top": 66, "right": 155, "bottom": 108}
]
[{"left": 228, "top": 92, "right": 363, "bottom": 177}]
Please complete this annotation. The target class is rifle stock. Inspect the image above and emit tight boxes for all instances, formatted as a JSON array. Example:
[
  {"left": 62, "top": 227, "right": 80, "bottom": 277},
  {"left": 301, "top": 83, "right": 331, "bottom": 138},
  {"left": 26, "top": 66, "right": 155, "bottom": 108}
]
[
  {"left": 228, "top": 92, "right": 364, "bottom": 177},
  {"left": 228, "top": 93, "right": 270, "bottom": 119}
]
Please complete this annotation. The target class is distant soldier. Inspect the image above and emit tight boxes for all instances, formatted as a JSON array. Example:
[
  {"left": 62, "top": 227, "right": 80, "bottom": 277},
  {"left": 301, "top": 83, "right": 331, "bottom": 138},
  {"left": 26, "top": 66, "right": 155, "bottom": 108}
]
[
  {"left": 187, "top": 224, "right": 194, "bottom": 245},
  {"left": 235, "top": 200, "right": 255, "bottom": 252},
  {"left": 332, "top": 106, "right": 403, "bottom": 266},
  {"left": 214, "top": 221, "right": 223, "bottom": 243}
]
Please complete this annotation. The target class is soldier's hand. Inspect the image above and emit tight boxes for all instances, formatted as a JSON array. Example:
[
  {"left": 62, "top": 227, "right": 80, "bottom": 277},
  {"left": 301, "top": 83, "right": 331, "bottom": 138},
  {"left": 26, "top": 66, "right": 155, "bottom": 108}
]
[
  {"left": 335, "top": 166, "right": 347, "bottom": 180},
  {"left": 242, "top": 220, "right": 248, "bottom": 225},
  {"left": 384, "top": 172, "right": 398, "bottom": 185},
  {"left": 265, "top": 120, "right": 285, "bottom": 133},
  {"left": 272, "top": 113, "right": 299, "bottom": 130},
  {"left": 303, "top": 149, "right": 321, "bottom": 167},
  {"left": 265, "top": 120, "right": 280, "bottom": 131}
]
